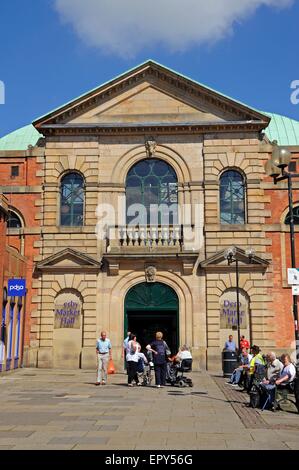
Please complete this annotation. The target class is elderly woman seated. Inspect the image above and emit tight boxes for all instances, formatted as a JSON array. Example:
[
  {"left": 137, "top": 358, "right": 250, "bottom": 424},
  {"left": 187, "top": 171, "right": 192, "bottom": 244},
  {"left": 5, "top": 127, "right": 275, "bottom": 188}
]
[
  {"left": 166, "top": 345, "right": 192, "bottom": 383},
  {"left": 173, "top": 345, "right": 192, "bottom": 363},
  {"left": 260, "top": 353, "right": 296, "bottom": 410}
]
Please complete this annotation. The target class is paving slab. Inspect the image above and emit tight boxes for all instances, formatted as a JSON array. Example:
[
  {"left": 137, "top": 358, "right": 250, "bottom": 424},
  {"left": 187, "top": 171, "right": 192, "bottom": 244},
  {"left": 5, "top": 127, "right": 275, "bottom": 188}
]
[
  {"left": 0, "top": 431, "right": 34, "bottom": 439},
  {"left": 0, "top": 368, "right": 298, "bottom": 450}
]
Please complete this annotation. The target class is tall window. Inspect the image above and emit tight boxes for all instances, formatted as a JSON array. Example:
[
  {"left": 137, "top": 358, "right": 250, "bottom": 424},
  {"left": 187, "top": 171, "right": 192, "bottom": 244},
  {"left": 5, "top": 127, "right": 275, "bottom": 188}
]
[
  {"left": 7, "top": 211, "right": 22, "bottom": 229},
  {"left": 285, "top": 206, "right": 299, "bottom": 225},
  {"left": 126, "top": 159, "right": 178, "bottom": 225},
  {"left": 220, "top": 170, "right": 246, "bottom": 224},
  {"left": 60, "top": 173, "right": 84, "bottom": 226}
]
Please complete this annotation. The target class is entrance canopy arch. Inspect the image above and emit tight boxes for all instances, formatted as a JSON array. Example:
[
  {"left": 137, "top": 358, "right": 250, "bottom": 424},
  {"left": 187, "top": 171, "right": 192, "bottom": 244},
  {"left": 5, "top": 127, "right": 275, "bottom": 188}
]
[{"left": 124, "top": 282, "right": 179, "bottom": 355}]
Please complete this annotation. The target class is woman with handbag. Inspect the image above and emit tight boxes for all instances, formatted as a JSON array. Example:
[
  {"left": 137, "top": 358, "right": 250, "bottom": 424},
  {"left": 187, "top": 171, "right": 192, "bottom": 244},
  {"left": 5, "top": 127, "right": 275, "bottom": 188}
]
[
  {"left": 146, "top": 331, "right": 171, "bottom": 388},
  {"left": 126, "top": 333, "right": 141, "bottom": 387}
]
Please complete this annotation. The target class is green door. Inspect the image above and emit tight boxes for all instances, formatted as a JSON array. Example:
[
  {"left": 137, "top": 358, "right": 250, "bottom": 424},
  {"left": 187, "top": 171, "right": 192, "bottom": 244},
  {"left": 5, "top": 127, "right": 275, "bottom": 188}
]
[{"left": 124, "top": 282, "right": 179, "bottom": 355}]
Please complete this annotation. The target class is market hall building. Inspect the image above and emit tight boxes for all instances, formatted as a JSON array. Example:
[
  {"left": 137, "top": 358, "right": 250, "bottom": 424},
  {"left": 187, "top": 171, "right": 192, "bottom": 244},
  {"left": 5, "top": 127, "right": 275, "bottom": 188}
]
[{"left": 0, "top": 60, "right": 298, "bottom": 372}]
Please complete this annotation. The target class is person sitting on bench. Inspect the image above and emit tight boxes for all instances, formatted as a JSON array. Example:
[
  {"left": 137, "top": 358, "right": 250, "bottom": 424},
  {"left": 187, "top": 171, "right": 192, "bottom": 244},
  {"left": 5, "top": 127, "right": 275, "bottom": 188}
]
[
  {"left": 265, "top": 352, "right": 283, "bottom": 382},
  {"left": 226, "top": 348, "right": 252, "bottom": 387},
  {"left": 260, "top": 353, "right": 296, "bottom": 409}
]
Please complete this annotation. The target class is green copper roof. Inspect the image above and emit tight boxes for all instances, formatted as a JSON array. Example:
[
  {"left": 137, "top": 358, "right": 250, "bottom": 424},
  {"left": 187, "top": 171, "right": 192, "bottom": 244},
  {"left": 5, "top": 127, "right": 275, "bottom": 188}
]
[
  {"left": 0, "top": 124, "right": 42, "bottom": 151},
  {"left": 262, "top": 112, "right": 299, "bottom": 146}
]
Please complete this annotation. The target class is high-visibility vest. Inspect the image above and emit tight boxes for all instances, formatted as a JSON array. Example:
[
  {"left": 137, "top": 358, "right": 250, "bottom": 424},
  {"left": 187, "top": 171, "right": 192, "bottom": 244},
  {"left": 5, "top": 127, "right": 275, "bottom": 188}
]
[{"left": 249, "top": 353, "right": 265, "bottom": 375}]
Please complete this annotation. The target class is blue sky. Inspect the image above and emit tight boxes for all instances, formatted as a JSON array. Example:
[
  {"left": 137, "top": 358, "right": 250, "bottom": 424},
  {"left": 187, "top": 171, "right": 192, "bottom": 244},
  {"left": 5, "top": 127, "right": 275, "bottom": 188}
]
[{"left": 0, "top": 0, "right": 299, "bottom": 138}]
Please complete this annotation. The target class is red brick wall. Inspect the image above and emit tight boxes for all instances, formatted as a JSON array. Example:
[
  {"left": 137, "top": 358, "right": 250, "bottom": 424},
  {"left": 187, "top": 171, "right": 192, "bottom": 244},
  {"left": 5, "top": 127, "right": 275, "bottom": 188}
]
[
  {"left": 0, "top": 157, "right": 41, "bottom": 186},
  {"left": 264, "top": 152, "right": 299, "bottom": 351},
  {"left": 0, "top": 153, "right": 42, "bottom": 354}
]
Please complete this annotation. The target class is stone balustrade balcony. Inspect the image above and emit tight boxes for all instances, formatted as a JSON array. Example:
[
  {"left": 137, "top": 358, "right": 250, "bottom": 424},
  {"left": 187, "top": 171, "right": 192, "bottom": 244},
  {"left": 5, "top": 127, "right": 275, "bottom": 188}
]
[{"left": 106, "top": 225, "right": 184, "bottom": 254}]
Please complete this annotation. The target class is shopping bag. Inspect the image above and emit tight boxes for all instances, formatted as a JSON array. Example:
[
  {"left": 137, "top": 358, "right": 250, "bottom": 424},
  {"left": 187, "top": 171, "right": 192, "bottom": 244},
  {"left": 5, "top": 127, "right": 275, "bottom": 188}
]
[{"left": 108, "top": 358, "right": 116, "bottom": 374}]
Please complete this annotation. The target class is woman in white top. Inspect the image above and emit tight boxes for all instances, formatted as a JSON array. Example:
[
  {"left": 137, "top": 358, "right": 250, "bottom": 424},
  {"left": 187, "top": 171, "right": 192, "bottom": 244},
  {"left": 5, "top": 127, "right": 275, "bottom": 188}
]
[
  {"left": 276, "top": 353, "right": 296, "bottom": 385},
  {"left": 126, "top": 333, "right": 141, "bottom": 386},
  {"left": 175, "top": 345, "right": 192, "bottom": 362}
]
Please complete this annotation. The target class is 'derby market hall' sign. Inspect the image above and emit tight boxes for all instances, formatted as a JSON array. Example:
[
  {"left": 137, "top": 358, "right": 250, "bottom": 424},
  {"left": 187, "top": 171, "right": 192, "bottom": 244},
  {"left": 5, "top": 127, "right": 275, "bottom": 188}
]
[
  {"left": 220, "top": 299, "right": 247, "bottom": 329},
  {"left": 54, "top": 301, "right": 81, "bottom": 329}
]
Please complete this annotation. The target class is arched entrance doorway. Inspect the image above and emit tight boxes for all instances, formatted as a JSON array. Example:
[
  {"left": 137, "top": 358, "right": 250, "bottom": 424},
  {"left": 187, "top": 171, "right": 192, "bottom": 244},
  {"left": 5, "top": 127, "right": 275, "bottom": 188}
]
[{"left": 124, "top": 282, "right": 179, "bottom": 355}]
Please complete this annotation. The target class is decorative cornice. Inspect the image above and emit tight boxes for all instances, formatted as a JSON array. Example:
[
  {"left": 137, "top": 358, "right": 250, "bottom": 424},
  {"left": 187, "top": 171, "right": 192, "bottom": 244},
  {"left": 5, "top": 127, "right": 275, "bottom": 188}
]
[
  {"left": 39, "top": 121, "right": 267, "bottom": 138},
  {"left": 103, "top": 251, "right": 199, "bottom": 276}
]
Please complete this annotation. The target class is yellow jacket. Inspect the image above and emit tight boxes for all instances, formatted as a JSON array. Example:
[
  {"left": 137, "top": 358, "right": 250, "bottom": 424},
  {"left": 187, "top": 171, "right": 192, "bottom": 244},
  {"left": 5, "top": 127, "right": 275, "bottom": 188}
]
[{"left": 249, "top": 353, "right": 265, "bottom": 375}]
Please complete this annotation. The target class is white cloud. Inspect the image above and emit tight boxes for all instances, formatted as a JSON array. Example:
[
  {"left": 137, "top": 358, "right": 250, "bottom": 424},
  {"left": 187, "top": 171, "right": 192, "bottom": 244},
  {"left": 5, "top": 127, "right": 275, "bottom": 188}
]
[{"left": 54, "top": 0, "right": 293, "bottom": 58}]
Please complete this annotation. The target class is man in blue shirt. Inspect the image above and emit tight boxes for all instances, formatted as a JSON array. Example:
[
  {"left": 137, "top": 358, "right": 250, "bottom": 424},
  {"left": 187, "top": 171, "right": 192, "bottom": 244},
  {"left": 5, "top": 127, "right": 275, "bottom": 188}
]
[
  {"left": 224, "top": 335, "right": 236, "bottom": 352},
  {"left": 96, "top": 331, "right": 112, "bottom": 385}
]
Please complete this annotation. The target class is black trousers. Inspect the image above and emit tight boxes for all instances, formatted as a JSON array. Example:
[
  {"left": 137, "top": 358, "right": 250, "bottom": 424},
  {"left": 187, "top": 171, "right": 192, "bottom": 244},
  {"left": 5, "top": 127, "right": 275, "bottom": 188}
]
[
  {"left": 127, "top": 361, "right": 139, "bottom": 384},
  {"left": 155, "top": 363, "right": 167, "bottom": 386}
]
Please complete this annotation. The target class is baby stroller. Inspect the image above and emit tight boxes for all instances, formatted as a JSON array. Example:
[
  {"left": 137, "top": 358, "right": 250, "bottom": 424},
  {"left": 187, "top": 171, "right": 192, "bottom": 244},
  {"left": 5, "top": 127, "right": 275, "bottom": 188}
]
[{"left": 167, "top": 359, "right": 193, "bottom": 387}]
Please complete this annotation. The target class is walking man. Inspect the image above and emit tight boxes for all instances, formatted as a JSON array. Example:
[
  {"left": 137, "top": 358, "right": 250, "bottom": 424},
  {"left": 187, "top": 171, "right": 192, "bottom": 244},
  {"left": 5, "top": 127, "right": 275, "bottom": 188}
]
[{"left": 96, "top": 331, "right": 112, "bottom": 386}]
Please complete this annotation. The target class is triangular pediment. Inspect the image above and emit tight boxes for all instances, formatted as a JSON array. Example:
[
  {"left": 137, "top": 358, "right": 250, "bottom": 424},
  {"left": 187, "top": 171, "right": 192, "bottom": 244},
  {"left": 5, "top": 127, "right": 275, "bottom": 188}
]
[
  {"left": 36, "top": 248, "right": 102, "bottom": 273},
  {"left": 68, "top": 82, "right": 226, "bottom": 125},
  {"left": 33, "top": 61, "right": 270, "bottom": 131},
  {"left": 201, "top": 247, "right": 269, "bottom": 270}
]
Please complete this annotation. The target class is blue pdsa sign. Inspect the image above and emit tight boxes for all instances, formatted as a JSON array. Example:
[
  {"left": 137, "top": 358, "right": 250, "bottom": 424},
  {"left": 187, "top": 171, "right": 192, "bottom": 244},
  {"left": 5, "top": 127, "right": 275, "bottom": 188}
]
[{"left": 8, "top": 279, "right": 26, "bottom": 297}]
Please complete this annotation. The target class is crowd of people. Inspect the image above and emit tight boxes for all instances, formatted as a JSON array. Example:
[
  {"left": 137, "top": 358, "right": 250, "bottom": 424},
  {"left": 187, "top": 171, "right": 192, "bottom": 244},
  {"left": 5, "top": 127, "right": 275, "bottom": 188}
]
[
  {"left": 94, "top": 330, "right": 296, "bottom": 407},
  {"left": 224, "top": 335, "right": 296, "bottom": 410},
  {"left": 95, "top": 330, "right": 192, "bottom": 388}
]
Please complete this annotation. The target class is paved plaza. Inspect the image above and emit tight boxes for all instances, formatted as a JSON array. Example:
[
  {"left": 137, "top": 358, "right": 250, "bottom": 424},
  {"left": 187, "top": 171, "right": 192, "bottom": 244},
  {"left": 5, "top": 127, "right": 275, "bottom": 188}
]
[{"left": 0, "top": 368, "right": 299, "bottom": 450}]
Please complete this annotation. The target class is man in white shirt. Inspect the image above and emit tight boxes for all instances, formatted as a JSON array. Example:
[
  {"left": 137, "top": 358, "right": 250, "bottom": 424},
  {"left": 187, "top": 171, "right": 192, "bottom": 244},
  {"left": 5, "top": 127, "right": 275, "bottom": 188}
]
[
  {"left": 266, "top": 352, "right": 283, "bottom": 381},
  {"left": 95, "top": 331, "right": 112, "bottom": 386}
]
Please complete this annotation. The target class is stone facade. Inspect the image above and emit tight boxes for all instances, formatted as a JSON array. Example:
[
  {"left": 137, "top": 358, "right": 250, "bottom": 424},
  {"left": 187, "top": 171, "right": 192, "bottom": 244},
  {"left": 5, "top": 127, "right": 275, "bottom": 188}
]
[{"left": 1, "top": 61, "right": 298, "bottom": 372}]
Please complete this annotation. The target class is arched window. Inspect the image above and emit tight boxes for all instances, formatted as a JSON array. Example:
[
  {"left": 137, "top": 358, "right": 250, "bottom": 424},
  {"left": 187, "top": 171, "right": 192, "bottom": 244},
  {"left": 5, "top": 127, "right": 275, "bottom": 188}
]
[
  {"left": 220, "top": 170, "right": 246, "bottom": 224},
  {"left": 285, "top": 206, "right": 299, "bottom": 225},
  {"left": 7, "top": 211, "right": 22, "bottom": 229},
  {"left": 126, "top": 159, "right": 178, "bottom": 225},
  {"left": 60, "top": 173, "right": 84, "bottom": 226}
]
